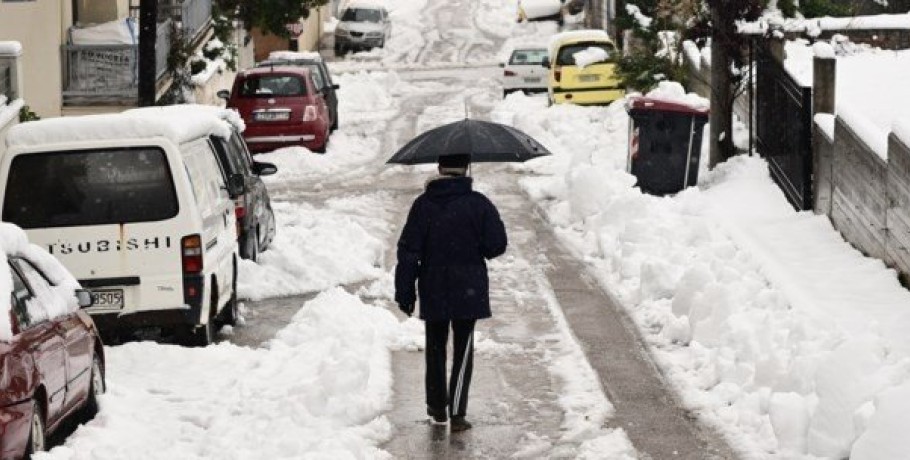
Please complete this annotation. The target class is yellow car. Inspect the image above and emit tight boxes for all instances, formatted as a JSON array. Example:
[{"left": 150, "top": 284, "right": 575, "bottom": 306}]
[{"left": 545, "top": 30, "right": 625, "bottom": 105}]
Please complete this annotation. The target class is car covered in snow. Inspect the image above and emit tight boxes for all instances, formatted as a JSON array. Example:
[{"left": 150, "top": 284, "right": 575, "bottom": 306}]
[
  {"left": 502, "top": 47, "right": 549, "bottom": 97},
  {"left": 545, "top": 30, "right": 624, "bottom": 105},
  {"left": 0, "top": 110, "right": 242, "bottom": 347},
  {"left": 127, "top": 105, "right": 279, "bottom": 263},
  {"left": 0, "top": 223, "right": 103, "bottom": 459},
  {"left": 224, "top": 66, "right": 332, "bottom": 153},
  {"left": 518, "top": 0, "right": 566, "bottom": 26},
  {"left": 334, "top": 1, "right": 392, "bottom": 55}
]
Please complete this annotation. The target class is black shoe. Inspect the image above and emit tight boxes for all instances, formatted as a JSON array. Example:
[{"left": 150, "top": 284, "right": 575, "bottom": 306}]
[
  {"left": 450, "top": 416, "right": 472, "bottom": 432},
  {"left": 428, "top": 408, "right": 448, "bottom": 425}
]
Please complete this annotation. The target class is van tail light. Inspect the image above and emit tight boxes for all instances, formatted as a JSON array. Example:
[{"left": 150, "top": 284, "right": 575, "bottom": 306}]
[
  {"left": 303, "top": 105, "right": 318, "bottom": 122},
  {"left": 504, "top": 70, "right": 516, "bottom": 77},
  {"left": 554, "top": 67, "right": 562, "bottom": 82},
  {"left": 181, "top": 234, "right": 203, "bottom": 275}
]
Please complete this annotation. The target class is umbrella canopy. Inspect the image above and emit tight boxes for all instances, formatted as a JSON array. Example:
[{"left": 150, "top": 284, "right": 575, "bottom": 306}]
[{"left": 386, "top": 118, "right": 552, "bottom": 165}]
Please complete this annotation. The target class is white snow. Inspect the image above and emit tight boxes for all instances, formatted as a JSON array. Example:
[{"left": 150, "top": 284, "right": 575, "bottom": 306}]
[
  {"left": 625, "top": 4, "right": 653, "bottom": 30},
  {"left": 813, "top": 42, "right": 836, "bottom": 59},
  {"left": 38, "top": 288, "right": 411, "bottom": 459},
  {"left": 814, "top": 113, "right": 836, "bottom": 141},
  {"left": 125, "top": 104, "right": 246, "bottom": 134},
  {"left": 629, "top": 81, "right": 709, "bottom": 112},
  {"left": 6, "top": 111, "right": 233, "bottom": 148},
  {"left": 0, "top": 98, "right": 24, "bottom": 130},
  {"left": 268, "top": 50, "right": 323, "bottom": 62},
  {"left": 572, "top": 47, "right": 610, "bottom": 68},
  {"left": 0, "top": 41, "right": 22, "bottom": 56},
  {"left": 493, "top": 88, "right": 910, "bottom": 458},
  {"left": 739, "top": 12, "right": 910, "bottom": 35},
  {"left": 0, "top": 223, "right": 81, "bottom": 341},
  {"left": 69, "top": 18, "right": 138, "bottom": 45},
  {"left": 893, "top": 117, "right": 910, "bottom": 147},
  {"left": 519, "top": 0, "right": 562, "bottom": 20}
]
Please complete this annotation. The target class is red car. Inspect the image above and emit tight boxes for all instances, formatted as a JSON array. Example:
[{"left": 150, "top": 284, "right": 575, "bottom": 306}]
[
  {"left": 222, "top": 66, "right": 332, "bottom": 153},
  {"left": 0, "top": 248, "right": 104, "bottom": 459}
]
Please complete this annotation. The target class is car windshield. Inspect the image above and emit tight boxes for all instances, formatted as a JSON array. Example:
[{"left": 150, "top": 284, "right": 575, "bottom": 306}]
[
  {"left": 509, "top": 49, "right": 548, "bottom": 65},
  {"left": 556, "top": 43, "right": 616, "bottom": 66},
  {"left": 341, "top": 8, "right": 382, "bottom": 22},
  {"left": 238, "top": 75, "right": 307, "bottom": 97},
  {"left": 3, "top": 147, "right": 179, "bottom": 228}
]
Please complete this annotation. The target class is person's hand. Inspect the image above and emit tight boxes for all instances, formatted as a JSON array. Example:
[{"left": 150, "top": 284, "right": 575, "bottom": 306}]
[{"left": 398, "top": 302, "right": 414, "bottom": 317}]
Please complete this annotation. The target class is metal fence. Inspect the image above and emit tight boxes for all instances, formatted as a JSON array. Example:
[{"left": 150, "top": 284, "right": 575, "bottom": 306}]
[
  {"left": 181, "top": 0, "right": 212, "bottom": 43},
  {"left": 156, "top": 19, "right": 172, "bottom": 79},
  {"left": 755, "top": 40, "right": 814, "bottom": 210}
]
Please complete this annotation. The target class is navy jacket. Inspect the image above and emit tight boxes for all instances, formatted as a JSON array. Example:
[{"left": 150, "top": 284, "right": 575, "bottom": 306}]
[{"left": 395, "top": 176, "right": 508, "bottom": 321}]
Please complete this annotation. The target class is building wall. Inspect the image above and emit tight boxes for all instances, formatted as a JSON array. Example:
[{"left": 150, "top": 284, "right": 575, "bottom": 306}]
[
  {"left": 252, "top": 5, "right": 329, "bottom": 62},
  {"left": 0, "top": 1, "right": 72, "bottom": 118},
  {"left": 76, "top": 0, "right": 129, "bottom": 25}
]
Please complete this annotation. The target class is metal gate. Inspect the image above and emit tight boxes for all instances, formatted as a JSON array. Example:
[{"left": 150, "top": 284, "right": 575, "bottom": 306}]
[{"left": 754, "top": 40, "right": 814, "bottom": 210}]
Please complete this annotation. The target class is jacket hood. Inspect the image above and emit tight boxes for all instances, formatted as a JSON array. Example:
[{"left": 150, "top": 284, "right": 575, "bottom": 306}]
[{"left": 424, "top": 176, "right": 473, "bottom": 204}]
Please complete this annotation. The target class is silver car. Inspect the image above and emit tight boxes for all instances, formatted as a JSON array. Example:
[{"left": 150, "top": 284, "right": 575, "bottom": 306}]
[{"left": 334, "top": 3, "right": 392, "bottom": 55}]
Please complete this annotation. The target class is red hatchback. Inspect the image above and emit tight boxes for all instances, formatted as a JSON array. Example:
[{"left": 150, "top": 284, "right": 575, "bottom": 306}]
[
  {"left": 223, "top": 66, "right": 332, "bottom": 153},
  {"left": 0, "top": 227, "right": 104, "bottom": 459}
]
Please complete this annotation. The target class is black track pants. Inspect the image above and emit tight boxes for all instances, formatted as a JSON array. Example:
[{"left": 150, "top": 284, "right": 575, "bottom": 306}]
[{"left": 425, "top": 319, "right": 476, "bottom": 418}]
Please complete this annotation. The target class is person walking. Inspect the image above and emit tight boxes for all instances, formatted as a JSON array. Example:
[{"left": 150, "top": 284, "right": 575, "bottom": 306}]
[{"left": 394, "top": 152, "right": 508, "bottom": 432}]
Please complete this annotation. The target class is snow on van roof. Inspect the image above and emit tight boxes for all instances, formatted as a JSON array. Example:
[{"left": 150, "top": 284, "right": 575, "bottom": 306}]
[
  {"left": 6, "top": 109, "right": 234, "bottom": 149},
  {"left": 268, "top": 50, "right": 323, "bottom": 62},
  {"left": 125, "top": 104, "right": 246, "bottom": 134},
  {"left": 549, "top": 29, "right": 612, "bottom": 56},
  {"left": 0, "top": 223, "right": 81, "bottom": 342}
]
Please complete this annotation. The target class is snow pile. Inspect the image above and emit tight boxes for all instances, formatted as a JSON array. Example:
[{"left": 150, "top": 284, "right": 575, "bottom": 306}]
[
  {"left": 625, "top": 4, "right": 653, "bottom": 30},
  {"left": 69, "top": 18, "right": 138, "bottom": 45},
  {"left": 238, "top": 194, "right": 394, "bottom": 300},
  {"left": 39, "top": 288, "right": 407, "bottom": 459},
  {"left": 630, "top": 81, "right": 709, "bottom": 112},
  {"left": 572, "top": 47, "right": 610, "bottom": 68},
  {"left": 0, "top": 223, "right": 81, "bottom": 341},
  {"left": 495, "top": 89, "right": 910, "bottom": 458}
]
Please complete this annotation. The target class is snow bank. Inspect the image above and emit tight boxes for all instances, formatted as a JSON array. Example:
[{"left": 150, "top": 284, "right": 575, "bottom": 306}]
[
  {"left": 40, "top": 288, "right": 408, "bottom": 459},
  {"left": 495, "top": 88, "right": 910, "bottom": 458},
  {"left": 0, "top": 223, "right": 81, "bottom": 341},
  {"left": 238, "top": 194, "right": 393, "bottom": 300}
]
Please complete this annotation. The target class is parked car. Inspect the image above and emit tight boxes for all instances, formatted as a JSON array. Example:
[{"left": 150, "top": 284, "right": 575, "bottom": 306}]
[
  {"left": 545, "top": 30, "right": 624, "bottom": 105},
  {"left": 0, "top": 110, "right": 242, "bottom": 346},
  {"left": 223, "top": 66, "right": 332, "bottom": 153},
  {"left": 0, "top": 223, "right": 104, "bottom": 459},
  {"left": 127, "top": 105, "right": 279, "bottom": 262},
  {"left": 502, "top": 47, "right": 549, "bottom": 97},
  {"left": 334, "top": 1, "right": 392, "bottom": 55},
  {"left": 257, "top": 50, "right": 341, "bottom": 132},
  {"left": 518, "top": 0, "right": 565, "bottom": 26}
]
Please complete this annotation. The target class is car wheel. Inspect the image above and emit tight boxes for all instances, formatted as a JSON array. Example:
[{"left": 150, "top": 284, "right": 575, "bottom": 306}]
[
  {"left": 26, "top": 401, "right": 46, "bottom": 457},
  {"left": 82, "top": 353, "right": 105, "bottom": 419},
  {"left": 242, "top": 231, "right": 258, "bottom": 262}
]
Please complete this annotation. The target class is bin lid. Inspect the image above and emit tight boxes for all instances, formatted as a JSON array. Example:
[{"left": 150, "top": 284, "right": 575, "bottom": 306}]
[{"left": 626, "top": 96, "right": 709, "bottom": 116}]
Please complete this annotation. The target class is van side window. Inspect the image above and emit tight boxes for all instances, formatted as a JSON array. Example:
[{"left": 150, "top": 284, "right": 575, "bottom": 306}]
[
  {"left": 182, "top": 140, "right": 228, "bottom": 210},
  {"left": 2, "top": 147, "right": 178, "bottom": 229}
]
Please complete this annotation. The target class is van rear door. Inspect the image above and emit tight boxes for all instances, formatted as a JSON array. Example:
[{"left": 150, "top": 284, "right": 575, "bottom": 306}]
[{"left": 1, "top": 146, "right": 185, "bottom": 314}]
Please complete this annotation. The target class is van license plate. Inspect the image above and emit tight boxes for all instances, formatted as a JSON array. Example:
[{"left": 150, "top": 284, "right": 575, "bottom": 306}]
[
  {"left": 254, "top": 112, "right": 290, "bottom": 121},
  {"left": 578, "top": 75, "right": 600, "bottom": 82},
  {"left": 91, "top": 289, "right": 124, "bottom": 311}
]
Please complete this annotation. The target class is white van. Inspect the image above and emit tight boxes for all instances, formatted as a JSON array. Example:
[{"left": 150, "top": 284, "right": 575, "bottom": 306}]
[{"left": 0, "top": 111, "right": 242, "bottom": 346}]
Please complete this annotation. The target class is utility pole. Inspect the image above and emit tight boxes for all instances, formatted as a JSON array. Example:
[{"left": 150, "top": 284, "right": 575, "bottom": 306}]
[{"left": 138, "top": 0, "right": 158, "bottom": 106}]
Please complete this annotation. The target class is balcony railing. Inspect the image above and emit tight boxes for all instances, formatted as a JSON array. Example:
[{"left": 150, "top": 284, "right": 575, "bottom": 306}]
[
  {"left": 0, "top": 59, "right": 13, "bottom": 100},
  {"left": 62, "top": 20, "right": 172, "bottom": 105}
]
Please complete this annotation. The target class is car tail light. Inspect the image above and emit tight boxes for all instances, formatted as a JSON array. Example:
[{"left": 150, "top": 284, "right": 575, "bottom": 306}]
[
  {"left": 303, "top": 105, "right": 318, "bottom": 122},
  {"left": 554, "top": 67, "right": 562, "bottom": 82},
  {"left": 504, "top": 70, "right": 516, "bottom": 77},
  {"left": 181, "top": 234, "right": 203, "bottom": 275},
  {"left": 235, "top": 199, "right": 246, "bottom": 236}
]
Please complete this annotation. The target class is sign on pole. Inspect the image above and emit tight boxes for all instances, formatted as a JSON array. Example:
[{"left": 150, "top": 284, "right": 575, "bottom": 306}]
[{"left": 285, "top": 22, "right": 304, "bottom": 37}]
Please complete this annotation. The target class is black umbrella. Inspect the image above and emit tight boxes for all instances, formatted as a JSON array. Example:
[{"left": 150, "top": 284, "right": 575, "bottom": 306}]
[{"left": 386, "top": 118, "right": 552, "bottom": 165}]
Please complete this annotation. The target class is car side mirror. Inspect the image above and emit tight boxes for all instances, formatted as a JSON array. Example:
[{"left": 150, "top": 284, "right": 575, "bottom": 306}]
[
  {"left": 253, "top": 161, "right": 278, "bottom": 176},
  {"left": 542, "top": 57, "right": 551, "bottom": 69},
  {"left": 227, "top": 173, "right": 246, "bottom": 197},
  {"left": 76, "top": 289, "right": 94, "bottom": 308},
  {"left": 217, "top": 89, "right": 231, "bottom": 100},
  {"left": 332, "top": 83, "right": 340, "bottom": 90}
]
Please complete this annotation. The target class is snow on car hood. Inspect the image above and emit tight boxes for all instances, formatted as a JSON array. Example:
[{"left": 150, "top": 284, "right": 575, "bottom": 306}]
[
  {"left": 520, "top": 0, "right": 562, "bottom": 18},
  {"left": 0, "top": 223, "right": 81, "bottom": 342}
]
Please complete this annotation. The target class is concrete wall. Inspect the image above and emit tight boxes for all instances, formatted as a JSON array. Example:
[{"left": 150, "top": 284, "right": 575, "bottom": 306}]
[
  {"left": 252, "top": 6, "right": 330, "bottom": 62},
  {"left": 75, "top": 0, "right": 130, "bottom": 25},
  {"left": 193, "top": 26, "right": 255, "bottom": 106},
  {"left": 0, "top": 1, "right": 72, "bottom": 118},
  {"left": 813, "top": 116, "right": 910, "bottom": 284}
]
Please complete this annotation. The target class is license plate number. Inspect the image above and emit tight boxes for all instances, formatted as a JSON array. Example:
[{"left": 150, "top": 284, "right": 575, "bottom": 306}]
[
  {"left": 579, "top": 75, "right": 600, "bottom": 82},
  {"left": 523, "top": 77, "right": 541, "bottom": 83},
  {"left": 254, "top": 112, "right": 289, "bottom": 121},
  {"left": 90, "top": 289, "right": 124, "bottom": 311}
]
